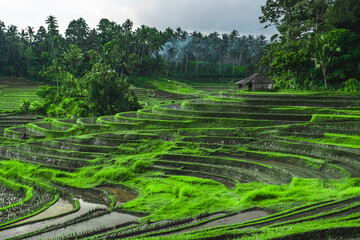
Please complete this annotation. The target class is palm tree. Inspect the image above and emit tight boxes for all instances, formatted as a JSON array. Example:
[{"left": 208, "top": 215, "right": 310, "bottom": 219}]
[
  {"left": 20, "top": 29, "right": 28, "bottom": 42},
  {"left": 5, "top": 25, "right": 19, "bottom": 62},
  {"left": 27, "top": 26, "right": 35, "bottom": 43},
  {"left": 63, "top": 44, "right": 84, "bottom": 76},
  {"left": 0, "top": 21, "right": 5, "bottom": 32},
  {"left": 35, "top": 26, "right": 47, "bottom": 42},
  {"left": 122, "top": 19, "right": 133, "bottom": 54},
  {"left": 229, "top": 30, "right": 239, "bottom": 75},
  {"left": 217, "top": 34, "right": 229, "bottom": 75},
  {"left": 65, "top": 18, "right": 89, "bottom": 48},
  {"left": 45, "top": 15, "right": 59, "bottom": 38},
  {"left": 311, "top": 34, "right": 340, "bottom": 89}
]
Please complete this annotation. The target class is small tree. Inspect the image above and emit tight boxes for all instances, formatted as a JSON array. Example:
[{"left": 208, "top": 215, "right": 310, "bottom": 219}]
[
  {"left": 62, "top": 44, "right": 84, "bottom": 76},
  {"left": 311, "top": 34, "right": 340, "bottom": 89},
  {"left": 86, "top": 62, "right": 140, "bottom": 116}
]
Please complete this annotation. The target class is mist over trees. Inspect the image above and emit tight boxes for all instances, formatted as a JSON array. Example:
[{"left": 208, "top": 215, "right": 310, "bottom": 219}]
[
  {"left": 1, "top": 0, "right": 359, "bottom": 96},
  {"left": 160, "top": 30, "right": 266, "bottom": 76},
  {"left": 0, "top": 16, "right": 268, "bottom": 117},
  {"left": 0, "top": 16, "right": 265, "bottom": 81}
]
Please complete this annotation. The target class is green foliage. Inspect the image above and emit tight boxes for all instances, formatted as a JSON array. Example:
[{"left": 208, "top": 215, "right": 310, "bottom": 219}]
[
  {"left": 93, "top": 167, "right": 133, "bottom": 182},
  {"left": 32, "top": 61, "right": 141, "bottom": 117},
  {"left": 19, "top": 99, "right": 31, "bottom": 113},
  {"left": 260, "top": 0, "right": 360, "bottom": 90},
  {"left": 343, "top": 78, "right": 360, "bottom": 92},
  {"left": 86, "top": 62, "right": 140, "bottom": 116},
  {"left": 133, "top": 160, "right": 150, "bottom": 174},
  {"left": 30, "top": 100, "right": 46, "bottom": 115},
  {"left": 175, "top": 185, "right": 197, "bottom": 199}
]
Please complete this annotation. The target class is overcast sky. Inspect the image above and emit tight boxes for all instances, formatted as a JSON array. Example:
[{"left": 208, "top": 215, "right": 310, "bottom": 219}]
[{"left": 0, "top": 0, "right": 277, "bottom": 38}]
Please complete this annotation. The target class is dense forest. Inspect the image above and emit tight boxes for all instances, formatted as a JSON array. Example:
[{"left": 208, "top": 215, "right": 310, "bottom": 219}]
[
  {"left": 0, "top": 17, "right": 265, "bottom": 80},
  {"left": 260, "top": 0, "right": 360, "bottom": 90},
  {"left": 0, "top": 16, "right": 267, "bottom": 117}
]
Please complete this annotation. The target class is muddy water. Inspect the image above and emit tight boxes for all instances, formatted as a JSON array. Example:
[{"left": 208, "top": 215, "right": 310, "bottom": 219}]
[
  {"left": 100, "top": 187, "right": 137, "bottom": 206},
  {"left": 0, "top": 199, "right": 106, "bottom": 239},
  {"left": 26, "top": 211, "right": 138, "bottom": 240}
]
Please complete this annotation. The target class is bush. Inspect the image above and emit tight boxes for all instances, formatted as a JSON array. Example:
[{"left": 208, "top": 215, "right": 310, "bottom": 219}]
[
  {"left": 343, "top": 78, "right": 360, "bottom": 92},
  {"left": 30, "top": 101, "right": 46, "bottom": 115},
  {"left": 133, "top": 160, "right": 149, "bottom": 174},
  {"left": 19, "top": 99, "right": 31, "bottom": 113}
]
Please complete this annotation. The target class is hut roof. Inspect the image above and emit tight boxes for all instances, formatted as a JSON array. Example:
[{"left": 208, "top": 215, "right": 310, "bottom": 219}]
[{"left": 235, "top": 73, "right": 274, "bottom": 85}]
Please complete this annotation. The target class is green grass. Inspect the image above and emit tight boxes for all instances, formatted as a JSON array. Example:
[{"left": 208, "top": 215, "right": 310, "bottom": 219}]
[
  {"left": 132, "top": 77, "right": 200, "bottom": 95},
  {"left": 0, "top": 78, "right": 42, "bottom": 111},
  {"left": 150, "top": 79, "right": 199, "bottom": 94},
  {"left": 1, "top": 82, "right": 360, "bottom": 239},
  {"left": 1, "top": 158, "right": 360, "bottom": 223}
]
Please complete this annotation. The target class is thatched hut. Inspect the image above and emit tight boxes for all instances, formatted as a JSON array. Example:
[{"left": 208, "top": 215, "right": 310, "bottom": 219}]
[{"left": 235, "top": 73, "right": 274, "bottom": 91}]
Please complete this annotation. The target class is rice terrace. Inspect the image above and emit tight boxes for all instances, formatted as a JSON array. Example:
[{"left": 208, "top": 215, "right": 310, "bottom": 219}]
[{"left": 1, "top": 0, "right": 360, "bottom": 239}]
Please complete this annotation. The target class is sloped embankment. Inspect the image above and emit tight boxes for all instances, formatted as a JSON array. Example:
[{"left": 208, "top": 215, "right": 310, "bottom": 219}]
[{"left": 1, "top": 92, "right": 360, "bottom": 239}]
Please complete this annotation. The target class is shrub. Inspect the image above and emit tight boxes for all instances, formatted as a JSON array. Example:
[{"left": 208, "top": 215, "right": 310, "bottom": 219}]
[
  {"left": 343, "top": 78, "right": 360, "bottom": 92},
  {"left": 19, "top": 99, "right": 31, "bottom": 113},
  {"left": 30, "top": 101, "right": 46, "bottom": 115},
  {"left": 346, "top": 178, "right": 360, "bottom": 187},
  {"left": 133, "top": 160, "right": 149, "bottom": 174}
]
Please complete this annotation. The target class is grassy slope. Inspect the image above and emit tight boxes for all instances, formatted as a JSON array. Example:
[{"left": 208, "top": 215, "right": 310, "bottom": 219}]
[
  {"left": 0, "top": 77, "right": 43, "bottom": 111},
  {"left": 1, "top": 78, "right": 360, "bottom": 239}
]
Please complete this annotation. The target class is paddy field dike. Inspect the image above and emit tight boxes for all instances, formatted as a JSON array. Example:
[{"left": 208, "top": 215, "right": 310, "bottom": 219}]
[{"left": 1, "top": 81, "right": 360, "bottom": 239}]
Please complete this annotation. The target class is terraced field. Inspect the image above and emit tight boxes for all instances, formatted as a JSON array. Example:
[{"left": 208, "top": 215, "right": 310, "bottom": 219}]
[
  {"left": 0, "top": 78, "right": 43, "bottom": 111},
  {"left": 1, "top": 89, "right": 360, "bottom": 239}
]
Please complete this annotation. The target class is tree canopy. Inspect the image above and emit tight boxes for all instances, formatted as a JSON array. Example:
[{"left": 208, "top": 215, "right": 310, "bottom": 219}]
[{"left": 259, "top": 0, "right": 360, "bottom": 90}]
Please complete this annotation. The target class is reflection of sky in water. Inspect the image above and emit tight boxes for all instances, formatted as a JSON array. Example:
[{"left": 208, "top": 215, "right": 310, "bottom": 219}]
[
  {"left": 0, "top": 198, "right": 137, "bottom": 240},
  {"left": 28, "top": 211, "right": 138, "bottom": 240}
]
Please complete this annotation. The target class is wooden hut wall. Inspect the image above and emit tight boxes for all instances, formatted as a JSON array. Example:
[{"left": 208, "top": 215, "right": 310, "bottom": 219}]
[{"left": 253, "top": 83, "right": 272, "bottom": 90}]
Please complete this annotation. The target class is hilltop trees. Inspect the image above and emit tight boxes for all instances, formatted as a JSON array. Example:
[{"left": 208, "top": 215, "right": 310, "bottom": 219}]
[
  {"left": 160, "top": 31, "right": 266, "bottom": 77},
  {"left": 86, "top": 62, "right": 140, "bottom": 115},
  {"left": 0, "top": 16, "right": 267, "bottom": 80},
  {"left": 260, "top": 0, "right": 360, "bottom": 90},
  {"left": 0, "top": 16, "right": 270, "bottom": 116}
]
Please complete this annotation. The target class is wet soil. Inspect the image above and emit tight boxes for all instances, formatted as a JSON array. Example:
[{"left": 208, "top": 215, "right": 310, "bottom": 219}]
[
  {"left": 26, "top": 211, "right": 138, "bottom": 240},
  {"left": 0, "top": 199, "right": 106, "bottom": 239},
  {"left": 164, "top": 210, "right": 269, "bottom": 236},
  {"left": 14, "top": 198, "right": 74, "bottom": 225},
  {"left": 99, "top": 187, "right": 137, "bottom": 206},
  {"left": 191, "top": 210, "right": 269, "bottom": 230}
]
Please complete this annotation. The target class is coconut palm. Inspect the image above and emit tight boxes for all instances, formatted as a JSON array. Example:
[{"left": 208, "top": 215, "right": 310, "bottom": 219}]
[
  {"left": 311, "top": 34, "right": 340, "bottom": 89},
  {"left": 63, "top": 44, "right": 84, "bottom": 76},
  {"left": 45, "top": 15, "right": 59, "bottom": 38},
  {"left": 27, "top": 26, "right": 35, "bottom": 43}
]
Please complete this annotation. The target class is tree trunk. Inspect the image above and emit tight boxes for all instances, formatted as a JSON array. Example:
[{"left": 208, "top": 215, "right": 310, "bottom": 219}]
[
  {"left": 218, "top": 60, "right": 221, "bottom": 75},
  {"left": 140, "top": 44, "right": 145, "bottom": 65},
  {"left": 323, "top": 68, "right": 327, "bottom": 89},
  {"left": 196, "top": 56, "right": 199, "bottom": 75}
]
